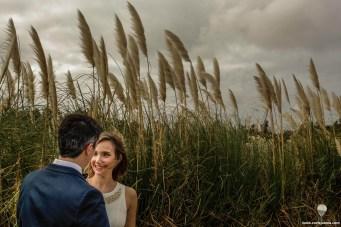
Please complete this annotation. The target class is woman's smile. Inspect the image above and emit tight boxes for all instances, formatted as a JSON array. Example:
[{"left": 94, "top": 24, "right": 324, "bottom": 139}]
[
  {"left": 91, "top": 140, "right": 120, "bottom": 176},
  {"left": 93, "top": 163, "right": 107, "bottom": 171}
]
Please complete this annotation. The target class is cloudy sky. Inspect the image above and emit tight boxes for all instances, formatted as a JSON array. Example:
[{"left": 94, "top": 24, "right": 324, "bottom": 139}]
[{"left": 1, "top": 0, "right": 340, "bottom": 120}]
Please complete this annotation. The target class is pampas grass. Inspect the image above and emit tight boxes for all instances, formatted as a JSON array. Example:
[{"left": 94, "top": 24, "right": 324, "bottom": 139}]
[
  {"left": 293, "top": 75, "right": 310, "bottom": 121},
  {"left": 321, "top": 88, "right": 331, "bottom": 112},
  {"left": 30, "top": 26, "right": 49, "bottom": 101},
  {"left": 283, "top": 112, "right": 298, "bottom": 129},
  {"left": 77, "top": 10, "right": 94, "bottom": 67},
  {"left": 282, "top": 79, "right": 290, "bottom": 104},
  {"left": 138, "top": 79, "right": 149, "bottom": 101},
  {"left": 228, "top": 89, "right": 238, "bottom": 115},
  {"left": 309, "top": 58, "right": 320, "bottom": 92},
  {"left": 108, "top": 72, "right": 125, "bottom": 104},
  {"left": 115, "top": 15, "right": 128, "bottom": 60},
  {"left": 124, "top": 53, "right": 138, "bottom": 109},
  {"left": 0, "top": 36, "right": 15, "bottom": 86},
  {"left": 201, "top": 88, "right": 216, "bottom": 104},
  {"left": 147, "top": 74, "right": 159, "bottom": 112},
  {"left": 127, "top": 2, "right": 147, "bottom": 57},
  {"left": 158, "top": 52, "right": 166, "bottom": 103},
  {"left": 5, "top": 71, "right": 15, "bottom": 106},
  {"left": 196, "top": 56, "right": 207, "bottom": 89},
  {"left": 189, "top": 65, "right": 199, "bottom": 110},
  {"left": 128, "top": 35, "right": 140, "bottom": 77},
  {"left": 166, "top": 38, "right": 186, "bottom": 104},
  {"left": 99, "top": 37, "right": 112, "bottom": 100},
  {"left": 272, "top": 77, "right": 282, "bottom": 116},
  {"left": 22, "top": 63, "right": 35, "bottom": 108},
  {"left": 311, "top": 90, "right": 325, "bottom": 130},
  {"left": 47, "top": 55, "right": 58, "bottom": 123},
  {"left": 331, "top": 92, "right": 341, "bottom": 119},
  {"left": 158, "top": 52, "right": 175, "bottom": 91},
  {"left": 201, "top": 72, "right": 225, "bottom": 110},
  {"left": 6, "top": 19, "right": 21, "bottom": 77},
  {"left": 66, "top": 70, "right": 76, "bottom": 100},
  {"left": 213, "top": 58, "right": 220, "bottom": 88},
  {"left": 254, "top": 64, "right": 273, "bottom": 112},
  {"left": 165, "top": 30, "right": 190, "bottom": 62}
]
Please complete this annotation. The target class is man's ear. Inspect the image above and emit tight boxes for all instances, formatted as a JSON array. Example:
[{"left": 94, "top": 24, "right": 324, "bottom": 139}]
[{"left": 85, "top": 143, "right": 94, "bottom": 156}]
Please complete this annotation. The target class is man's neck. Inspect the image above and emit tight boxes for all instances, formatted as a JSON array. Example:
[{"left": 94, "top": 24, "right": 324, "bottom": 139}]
[{"left": 58, "top": 156, "right": 84, "bottom": 170}]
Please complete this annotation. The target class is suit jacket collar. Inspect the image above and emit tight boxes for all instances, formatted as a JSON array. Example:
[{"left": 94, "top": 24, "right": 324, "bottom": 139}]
[
  {"left": 53, "top": 159, "right": 82, "bottom": 174},
  {"left": 46, "top": 164, "right": 86, "bottom": 180}
]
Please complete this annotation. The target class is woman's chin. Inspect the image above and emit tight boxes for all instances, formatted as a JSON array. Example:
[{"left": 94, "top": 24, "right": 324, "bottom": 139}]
[
  {"left": 94, "top": 169, "right": 103, "bottom": 174},
  {"left": 94, "top": 169, "right": 110, "bottom": 177},
  {"left": 93, "top": 165, "right": 105, "bottom": 173}
]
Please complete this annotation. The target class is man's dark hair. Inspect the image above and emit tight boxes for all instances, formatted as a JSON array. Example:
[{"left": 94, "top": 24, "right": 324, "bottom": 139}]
[{"left": 58, "top": 114, "right": 103, "bottom": 158}]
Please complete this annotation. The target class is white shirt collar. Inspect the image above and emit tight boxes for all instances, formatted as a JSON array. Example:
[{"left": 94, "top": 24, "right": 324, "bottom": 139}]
[{"left": 53, "top": 159, "right": 82, "bottom": 174}]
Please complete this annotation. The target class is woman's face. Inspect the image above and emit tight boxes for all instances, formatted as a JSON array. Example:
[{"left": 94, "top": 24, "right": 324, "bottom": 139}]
[{"left": 91, "top": 140, "right": 120, "bottom": 177}]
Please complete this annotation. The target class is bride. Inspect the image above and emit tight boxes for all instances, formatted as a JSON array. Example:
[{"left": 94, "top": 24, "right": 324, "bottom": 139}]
[{"left": 87, "top": 131, "right": 137, "bottom": 227}]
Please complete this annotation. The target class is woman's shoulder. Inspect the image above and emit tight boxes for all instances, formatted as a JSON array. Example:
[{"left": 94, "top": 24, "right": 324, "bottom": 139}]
[
  {"left": 123, "top": 185, "right": 137, "bottom": 198},
  {"left": 120, "top": 184, "right": 137, "bottom": 208}
]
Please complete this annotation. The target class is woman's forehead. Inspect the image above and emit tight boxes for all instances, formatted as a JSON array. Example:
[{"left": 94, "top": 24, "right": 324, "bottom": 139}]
[{"left": 95, "top": 140, "right": 115, "bottom": 151}]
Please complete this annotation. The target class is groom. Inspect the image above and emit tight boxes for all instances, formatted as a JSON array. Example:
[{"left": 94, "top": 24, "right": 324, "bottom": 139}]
[{"left": 17, "top": 114, "right": 110, "bottom": 227}]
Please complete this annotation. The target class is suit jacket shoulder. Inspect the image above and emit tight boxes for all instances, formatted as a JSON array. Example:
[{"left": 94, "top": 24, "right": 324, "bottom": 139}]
[{"left": 17, "top": 164, "right": 109, "bottom": 227}]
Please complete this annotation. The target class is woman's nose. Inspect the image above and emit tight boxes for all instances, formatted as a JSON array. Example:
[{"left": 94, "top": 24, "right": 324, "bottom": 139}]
[{"left": 95, "top": 155, "right": 102, "bottom": 163}]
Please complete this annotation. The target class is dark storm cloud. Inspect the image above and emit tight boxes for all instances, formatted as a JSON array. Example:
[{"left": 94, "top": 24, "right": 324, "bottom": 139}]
[
  {"left": 196, "top": 0, "right": 341, "bottom": 52},
  {"left": 0, "top": 0, "right": 340, "bottom": 118}
]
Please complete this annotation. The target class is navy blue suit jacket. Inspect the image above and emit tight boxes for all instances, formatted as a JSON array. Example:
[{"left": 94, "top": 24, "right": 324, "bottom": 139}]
[{"left": 17, "top": 164, "right": 110, "bottom": 227}]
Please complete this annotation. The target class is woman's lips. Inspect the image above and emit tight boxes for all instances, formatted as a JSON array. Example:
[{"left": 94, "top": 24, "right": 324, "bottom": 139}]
[{"left": 94, "top": 164, "right": 106, "bottom": 171}]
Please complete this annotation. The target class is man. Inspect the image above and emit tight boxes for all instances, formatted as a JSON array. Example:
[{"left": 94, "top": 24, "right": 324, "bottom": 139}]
[{"left": 17, "top": 114, "right": 110, "bottom": 227}]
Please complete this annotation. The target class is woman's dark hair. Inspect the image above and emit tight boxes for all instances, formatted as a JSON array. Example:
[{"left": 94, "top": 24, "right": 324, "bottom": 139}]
[
  {"left": 58, "top": 114, "right": 102, "bottom": 158},
  {"left": 87, "top": 131, "right": 128, "bottom": 180}
]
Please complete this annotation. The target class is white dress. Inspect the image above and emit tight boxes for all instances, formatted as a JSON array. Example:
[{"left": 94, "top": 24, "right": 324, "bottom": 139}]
[{"left": 102, "top": 182, "right": 127, "bottom": 227}]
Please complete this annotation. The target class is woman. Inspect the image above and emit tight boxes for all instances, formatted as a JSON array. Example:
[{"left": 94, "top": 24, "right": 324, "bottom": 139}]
[{"left": 87, "top": 131, "right": 137, "bottom": 227}]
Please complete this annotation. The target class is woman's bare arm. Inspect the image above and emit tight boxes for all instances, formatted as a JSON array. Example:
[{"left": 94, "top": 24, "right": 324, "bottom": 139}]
[{"left": 125, "top": 187, "right": 138, "bottom": 227}]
